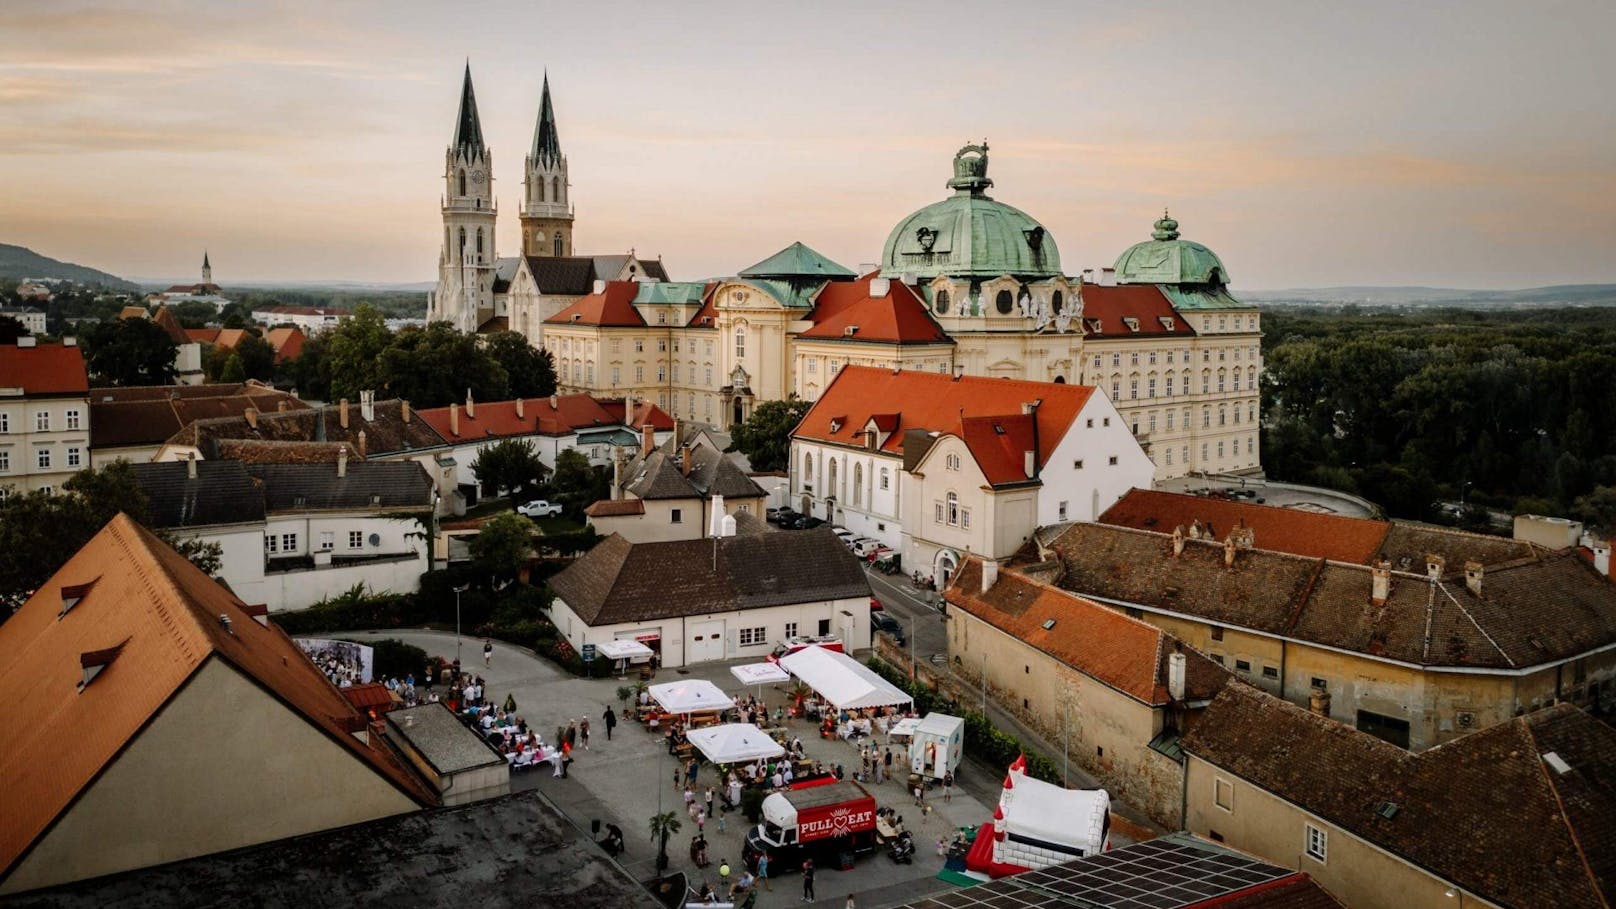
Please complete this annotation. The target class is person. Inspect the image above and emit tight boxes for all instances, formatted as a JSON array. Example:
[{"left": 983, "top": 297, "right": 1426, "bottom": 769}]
[
  {"left": 801, "top": 858, "right": 815, "bottom": 902},
  {"left": 846, "top": 895, "right": 856, "bottom": 909},
  {"left": 943, "top": 770, "right": 954, "bottom": 803},
  {"left": 580, "top": 717, "right": 591, "bottom": 750},
  {"left": 913, "top": 782, "right": 925, "bottom": 807},
  {"left": 483, "top": 639, "right": 493, "bottom": 667},
  {"left": 732, "top": 870, "right": 754, "bottom": 898},
  {"left": 565, "top": 720, "right": 578, "bottom": 750},
  {"left": 603, "top": 705, "right": 617, "bottom": 741},
  {"left": 756, "top": 852, "right": 772, "bottom": 891},
  {"left": 883, "top": 747, "right": 893, "bottom": 782}
]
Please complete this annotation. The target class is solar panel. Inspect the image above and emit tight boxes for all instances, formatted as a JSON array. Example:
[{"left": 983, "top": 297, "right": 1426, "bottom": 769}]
[{"left": 889, "top": 837, "right": 1297, "bottom": 909}]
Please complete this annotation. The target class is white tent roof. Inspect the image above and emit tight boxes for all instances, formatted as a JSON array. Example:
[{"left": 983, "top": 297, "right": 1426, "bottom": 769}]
[
  {"left": 888, "top": 717, "right": 923, "bottom": 738},
  {"left": 649, "top": 679, "right": 734, "bottom": 715},
  {"left": 598, "top": 639, "right": 654, "bottom": 660},
  {"left": 686, "top": 723, "right": 785, "bottom": 764},
  {"left": 779, "top": 646, "right": 912, "bottom": 711},
  {"left": 916, "top": 713, "right": 964, "bottom": 738},
  {"left": 730, "top": 662, "right": 791, "bottom": 686}
]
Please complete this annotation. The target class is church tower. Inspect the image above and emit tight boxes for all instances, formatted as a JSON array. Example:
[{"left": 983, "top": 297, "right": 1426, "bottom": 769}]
[
  {"left": 429, "top": 64, "right": 498, "bottom": 332},
  {"left": 520, "top": 74, "right": 574, "bottom": 258},
  {"left": 201, "top": 251, "right": 212, "bottom": 284}
]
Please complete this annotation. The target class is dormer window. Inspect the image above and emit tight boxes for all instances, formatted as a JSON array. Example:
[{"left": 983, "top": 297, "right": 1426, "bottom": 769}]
[
  {"left": 78, "top": 641, "right": 126, "bottom": 693},
  {"left": 1123, "top": 317, "right": 1140, "bottom": 332},
  {"left": 1087, "top": 319, "right": 1103, "bottom": 333},
  {"left": 1159, "top": 316, "right": 1175, "bottom": 331},
  {"left": 829, "top": 418, "right": 844, "bottom": 434},
  {"left": 59, "top": 579, "right": 97, "bottom": 618}
]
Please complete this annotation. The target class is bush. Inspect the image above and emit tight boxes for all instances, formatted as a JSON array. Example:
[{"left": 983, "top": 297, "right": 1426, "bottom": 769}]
[
  {"left": 338, "top": 637, "right": 428, "bottom": 682},
  {"left": 273, "top": 584, "right": 417, "bottom": 636}
]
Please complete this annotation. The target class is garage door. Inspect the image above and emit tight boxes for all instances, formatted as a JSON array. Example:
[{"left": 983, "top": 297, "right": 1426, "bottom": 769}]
[{"left": 688, "top": 620, "right": 726, "bottom": 664}]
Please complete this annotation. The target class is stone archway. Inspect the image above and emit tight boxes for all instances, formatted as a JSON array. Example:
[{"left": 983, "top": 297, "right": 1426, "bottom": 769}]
[{"left": 934, "top": 549, "right": 960, "bottom": 590}]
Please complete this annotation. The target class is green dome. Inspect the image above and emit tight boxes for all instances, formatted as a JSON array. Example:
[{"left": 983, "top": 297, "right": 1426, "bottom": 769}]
[
  {"left": 880, "top": 144, "right": 1061, "bottom": 280},
  {"left": 1113, "top": 212, "right": 1229, "bottom": 286}
]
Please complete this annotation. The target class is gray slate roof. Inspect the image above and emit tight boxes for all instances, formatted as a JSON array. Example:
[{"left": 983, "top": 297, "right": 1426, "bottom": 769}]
[
  {"left": 132, "top": 461, "right": 266, "bottom": 528},
  {"left": 0, "top": 790, "right": 648, "bottom": 909},
  {"left": 624, "top": 437, "right": 765, "bottom": 502},
  {"left": 247, "top": 461, "right": 434, "bottom": 512},
  {"left": 386, "top": 703, "right": 506, "bottom": 774},
  {"left": 551, "top": 527, "right": 869, "bottom": 625},
  {"left": 525, "top": 255, "right": 597, "bottom": 295}
]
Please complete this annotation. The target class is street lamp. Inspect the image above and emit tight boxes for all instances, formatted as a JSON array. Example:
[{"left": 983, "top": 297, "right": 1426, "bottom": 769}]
[{"left": 453, "top": 584, "right": 470, "bottom": 665}]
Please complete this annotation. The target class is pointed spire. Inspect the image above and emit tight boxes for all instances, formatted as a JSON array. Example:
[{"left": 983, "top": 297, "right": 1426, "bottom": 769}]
[
  {"left": 453, "top": 62, "right": 486, "bottom": 157},
  {"left": 531, "top": 71, "right": 562, "bottom": 166},
  {"left": 203, "top": 250, "right": 210, "bottom": 270}
]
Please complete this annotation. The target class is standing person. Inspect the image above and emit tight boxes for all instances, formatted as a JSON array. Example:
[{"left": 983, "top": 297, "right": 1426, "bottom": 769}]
[
  {"left": 565, "top": 720, "right": 578, "bottom": 750},
  {"left": 883, "top": 747, "right": 893, "bottom": 784},
  {"left": 483, "top": 639, "right": 493, "bottom": 667},
  {"left": 603, "top": 705, "right": 617, "bottom": 741},
  {"left": 756, "top": 852, "right": 772, "bottom": 891},
  {"left": 943, "top": 770, "right": 954, "bottom": 803},
  {"left": 674, "top": 763, "right": 683, "bottom": 790},
  {"left": 580, "top": 717, "right": 591, "bottom": 750},
  {"left": 845, "top": 894, "right": 856, "bottom": 909},
  {"left": 801, "top": 858, "right": 815, "bottom": 902},
  {"left": 704, "top": 785, "right": 715, "bottom": 818}
]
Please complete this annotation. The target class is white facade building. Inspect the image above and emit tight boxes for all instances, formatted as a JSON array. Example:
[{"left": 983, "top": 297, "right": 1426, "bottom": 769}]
[{"left": 0, "top": 338, "right": 90, "bottom": 497}]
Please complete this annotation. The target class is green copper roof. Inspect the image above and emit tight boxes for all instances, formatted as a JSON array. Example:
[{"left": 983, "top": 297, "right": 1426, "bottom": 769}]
[
  {"left": 732, "top": 278, "right": 822, "bottom": 310},
  {"left": 881, "top": 143, "right": 1061, "bottom": 280},
  {"left": 1159, "top": 285, "right": 1252, "bottom": 312},
  {"left": 739, "top": 241, "right": 854, "bottom": 279},
  {"left": 1113, "top": 212, "right": 1229, "bottom": 287},
  {"left": 633, "top": 282, "right": 708, "bottom": 305}
]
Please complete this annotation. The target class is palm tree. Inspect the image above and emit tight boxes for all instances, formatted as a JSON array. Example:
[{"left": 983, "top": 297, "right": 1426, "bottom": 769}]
[{"left": 649, "top": 810, "right": 682, "bottom": 871}]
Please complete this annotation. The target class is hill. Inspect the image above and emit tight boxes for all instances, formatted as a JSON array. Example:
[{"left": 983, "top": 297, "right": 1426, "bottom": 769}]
[
  {"left": 1241, "top": 284, "right": 1616, "bottom": 307},
  {"left": 0, "top": 243, "right": 138, "bottom": 291}
]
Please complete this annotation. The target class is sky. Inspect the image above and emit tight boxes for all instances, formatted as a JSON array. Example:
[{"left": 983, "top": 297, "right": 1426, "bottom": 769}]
[{"left": 1, "top": 0, "right": 1613, "bottom": 289}]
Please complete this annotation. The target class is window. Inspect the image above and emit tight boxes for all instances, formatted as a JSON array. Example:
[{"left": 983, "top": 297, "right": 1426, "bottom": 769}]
[
  {"left": 1311, "top": 677, "right": 1328, "bottom": 690},
  {"left": 946, "top": 492, "right": 959, "bottom": 526},
  {"left": 0, "top": 450, "right": 6, "bottom": 472},
  {"left": 1201, "top": 443, "right": 1209, "bottom": 463},
  {"left": 1108, "top": 455, "right": 1118, "bottom": 466},
  {"left": 1211, "top": 626, "right": 1224, "bottom": 642},
  {"left": 349, "top": 531, "right": 364, "bottom": 549},
  {"left": 611, "top": 366, "right": 620, "bottom": 385},
  {"left": 934, "top": 501, "right": 944, "bottom": 522},
  {"left": 1217, "top": 441, "right": 1225, "bottom": 458},
  {"left": 670, "top": 508, "right": 682, "bottom": 524},
  {"left": 960, "top": 507, "right": 971, "bottom": 530},
  {"left": 1165, "top": 449, "right": 1174, "bottom": 465},
  {"left": 879, "top": 468, "right": 889, "bottom": 490},
  {"left": 995, "top": 289, "right": 1014, "bottom": 314},
  {"left": 318, "top": 531, "right": 334, "bottom": 551},
  {"left": 657, "top": 366, "right": 665, "bottom": 382},
  {"left": 1102, "top": 417, "right": 1110, "bottom": 427},
  {"left": 635, "top": 365, "right": 645, "bottom": 383},
  {"left": 1058, "top": 501, "right": 1068, "bottom": 521},
  {"left": 945, "top": 453, "right": 960, "bottom": 471},
  {"left": 853, "top": 464, "right": 863, "bottom": 506},
  {"left": 36, "top": 411, "right": 49, "bottom": 432},
  {"left": 738, "top": 627, "right": 767, "bottom": 646},
  {"left": 1202, "top": 407, "right": 1211, "bottom": 428},
  {"left": 634, "top": 340, "right": 644, "bottom": 353},
  {"left": 36, "top": 448, "right": 50, "bottom": 469},
  {"left": 66, "top": 447, "right": 81, "bottom": 468},
  {"left": 1167, "top": 410, "right": 1176, "bottom": 431},
  {"left": 1111, "top": 352, "right": 1121, "bottom": 367},
  {"left": 1147, "top": 378, "right": 1156, "bottom": 398},
  {"left": 705, "top": 367, "right": 712, "bottom": 384},
  {"left": 1304, "top": 825, "right": 1327, "bottom": 863},
  {"left": 1211, "top": 653, "right": 1224, "bottom": 665},
  {"left": 817, "top": 619, "right": 831, "bottom": 636},
  {"left": 66, "top": 409, "right": 80, "bottom": 430},
  {"left": 935, "top": 289, "right": 950, "bottom": 314},
  {"left": 264, "top": 534, "right": 278, "bottom": 554},
  {"left": 1235, "top": 659, "right": 1251, "bottom": 672},
  {"left": 735, "top": 327, "right": 746, "bottom": 358},
  {"left": 657, "top": 339, "right": 667, "bottom": 353},
  {"left": 1214, "top": 778, "right": 1234, "bottom": 812},
  {"left": 281, "top": 533, "right": 297, "bottom": 552},
  {"left": 1262, "top": 666, "right": 1279, "bottom": 679},
  {"left": 1073, "top": 459, "right": 1084, "bottom": 469},
  {"left": 784, "top": 622, "right": 798, "bottom": 639},
  {"left": 1129, "top": 378, "right": 1138, "bottom": 399},
  {"left": 37, "top": 485, "right": 51, "bottom": 496}
]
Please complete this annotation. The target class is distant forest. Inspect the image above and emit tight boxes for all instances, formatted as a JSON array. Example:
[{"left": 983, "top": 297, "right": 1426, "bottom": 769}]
[{"left": 1260, "top": 306, "right": 1616, "bottom": 531}]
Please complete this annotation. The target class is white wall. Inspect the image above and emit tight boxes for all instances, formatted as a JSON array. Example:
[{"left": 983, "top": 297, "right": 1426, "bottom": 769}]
[
  {"left": 789, "top": 438, "right": 905, "bottom": 550},
  {"left": 551, "top": 595, "right": 872, "bottom": 669},
  {"left": 1035, "top": 391, "right": 1155, "bottom": 525}
]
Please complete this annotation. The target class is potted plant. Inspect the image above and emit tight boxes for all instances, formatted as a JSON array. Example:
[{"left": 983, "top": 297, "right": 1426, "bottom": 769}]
[
  {"left": 616, "top": 685, "right": 634, "bottom": 713},
  {"left": 648, "top": 810, "right": 682, "bottom": 872}
]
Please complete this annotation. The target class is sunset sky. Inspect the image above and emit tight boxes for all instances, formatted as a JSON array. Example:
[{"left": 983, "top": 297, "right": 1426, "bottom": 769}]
[{"left": 1, "top": 0, "right": 1612, "bottom": 289}]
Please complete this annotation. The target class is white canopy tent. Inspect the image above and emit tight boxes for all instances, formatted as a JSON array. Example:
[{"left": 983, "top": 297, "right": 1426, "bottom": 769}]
[
  {"left": 598, "top": 639, "right": 655, "bottom": 660},
  {"left": 730, "top": 662, "right": 791, "bottom": 686},
  {"left": 685, "top": 723, "right": 785, "bottom": 765},
  {"left": 779, "top": 646, "right": 912, "bottom": 711},
  {"left": 649, "top": 679, "right": 735, "bottom": 715}
]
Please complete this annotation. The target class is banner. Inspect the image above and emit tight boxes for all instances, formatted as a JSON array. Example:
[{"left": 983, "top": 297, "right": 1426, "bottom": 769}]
[{"left": 297, "top": 638, "right": 375, "bottom": 685}]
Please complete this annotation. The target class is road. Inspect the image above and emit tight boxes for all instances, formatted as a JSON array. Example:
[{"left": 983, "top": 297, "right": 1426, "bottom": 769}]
[{"left": 863, "top": 564, "right": 949, "bottom": 671}]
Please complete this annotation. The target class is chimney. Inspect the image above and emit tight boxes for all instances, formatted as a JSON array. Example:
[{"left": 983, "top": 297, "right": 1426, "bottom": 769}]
[
  {"left": 1100, "top": 267, "right": 1116, "bottom": 286},
  {"left": 357, "top": 431, "right": 367, "bottom": 459},
  {"left": 641, "top": 424, "right": 655, "bottom": 458},
  {"left": 337, "top": 446, "right": 348, "bottom": 478},
  {"left": 465, "top": 389, "right": 475, "bottom": 419},
  {"left": 981, "top": 559, "right": 999, "bottom": 593},
  {"left": 611, "top": 446, "right": 628, "bottom": 499},
  {"left": 1370, "top": 559, "right": 1391, "bottom": 606},
  {"left": 1426, "top": 554, "right": 1445, "bottom": 580},
  {"left": 449, "top": 403, "right": 460, "bottom": 437},
  {"left": 339, "top": 398, "right": 349, "bottom": 429},
  {"left": 550, "top": 394, "right": 558, "bottom": 410},
  {"left": 1223, "top": 534, "right": 1237, "bottom": 569},
  {"left": 1081, "top": 268, "right": 1094, "bottom": 284},
  {"left": 360, "top": 390, "right": 374, "bottom": 422},
  {"left": 1594, "top": 540, "right": 1611, "bottom": 577},
  {"left": 277, "top": 399, "right": 288, "bottom": 412},
  {"left": 869, "top": 277, "right": 891, "bottom": 298},
  {"left": 592, "top": 279, "right": 606, "bottom": 294},
  {"left": 1023, "top": 450, "right": 1035, "bottom": 479},
  {"left": 1168, "top": 649, "right": 1186, "bottom": 702},
  {"left": 63, "top": 336, "right": 77, "bottom": 347},
  {"left": 186, "top": 452, "right": 198, "bottom": 480},
  {"left": 244, "top": 407, "right": 258, "bottom": 430},
  {"left": 1188, "top": 519, "right": 1202, "bottom": 540},
  {"left": 1172, "top": 525, "right": 1186, "bottom": 557},
  {"left": 17, "top": 336, "right": 36, "bottom": 348},
  {"left": 709, "top": 494, "right": 727, "bottom": 537},
  {"left": 401, "top": 400, "right": 411, "bottom": 423},
  {"left": 681, "top": 445, "right": 693, "bottom": 477},
  {"left": 1464, "top": 560, "right": 1484, "bottom": 597},
  {"left": 1310, "top": 687, "right": 1332, "bottom": 717},
  {"left": 515, "top": 398, "right": 525, "bottom": 419}
]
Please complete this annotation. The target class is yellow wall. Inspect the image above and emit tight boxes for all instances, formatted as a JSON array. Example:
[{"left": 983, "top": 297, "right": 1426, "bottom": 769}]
[{"left": 2, "top": 657, "right": 419, "bottom": 894}]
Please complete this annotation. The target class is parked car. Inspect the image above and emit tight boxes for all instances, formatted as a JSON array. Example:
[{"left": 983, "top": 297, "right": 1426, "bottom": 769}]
[
  {"left": 770, "top": 507, "right": 799, "bottom": 526},
  {"left": 846, "top": 535, "right": 876, "bottom": 552},
  {"left": 517, "top": 499, "right": 564, "bottom": 518},
  {"left": 868, "top": 597, "right": 884, "bottom": 612},
  {"left": 766, "top": 507, "right": 781, "bottom": 523},
  {"left": 852, "top": 539, "right": 889, "bottom": 558},
  {"left": 871, "top": 612, "right": 906, "bottom": 644},
  {"left": 784, "top": 514, "right": 825, "bottom": 530},
  {"left": 832, "top": 526, "right": 855, "bottom": 542}
]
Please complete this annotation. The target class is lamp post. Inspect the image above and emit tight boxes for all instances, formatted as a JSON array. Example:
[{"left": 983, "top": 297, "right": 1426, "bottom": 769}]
[
  {"left": 453, "top": 584, "right": 470, "bottom": 666},
  {"left": 980, "top": 651, "right": 987, "bottom": 714},
  {"left": 910, "top": 615, "right": 917, "bottom": 681}
]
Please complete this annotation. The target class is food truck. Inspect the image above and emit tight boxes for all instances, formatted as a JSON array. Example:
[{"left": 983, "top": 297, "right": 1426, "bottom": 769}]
[{"left": 743, "top": 780, "right": 877, "bottom": 871}]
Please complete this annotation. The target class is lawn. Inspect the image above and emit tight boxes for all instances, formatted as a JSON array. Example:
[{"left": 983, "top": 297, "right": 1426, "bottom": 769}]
[{"left": 529, "top": 514, "right": 586, "bottom": 535}]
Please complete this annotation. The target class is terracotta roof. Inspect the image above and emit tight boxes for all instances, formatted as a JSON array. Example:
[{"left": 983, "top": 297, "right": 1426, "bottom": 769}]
[
  {"left": 0, "top": 515, "right": 435, "bottom": 882},
  {"left": 956, "top": 413, "right": 1041, "bottom": 487},
  {"left": 264, "top": 327, "right": 305, "bottom": 362},
  {"left": 186, "top": 328, "right": 249, "bottom": 350},
  {"left": 797, "top": 367, "right": 1095, "bottom": 471},
  {"left": 186, "top": 328, "right": 221, "bottom": 344},
  {"left": 418, "top": 395, "right": 618, "bottom": 441},
  {"left": 1046, "top": 522, "right": 1616, "bottom": 670},
  {"left": 551, "top": 528, "right": 868, "bottom": 625},
  {"left": 117, "top": 305, "right": 148, "bottom": 320},
  {"left": 1183, "top": 686, "right": 1615, "bottom": 909},
  {"left": 584, "top": 499, "right": 645, "bottom": 517},
  {"left": 214, "top": 439, "right": 360, "bottom": 465},
  {"left": 1079, "top": 284, "right": 1197, "bottom": 338},
  {"left": 946, "top": 558, "right": 1227, "bottom": 705},
  {"left": 91, "top": 388, "right": 310, "bottom": 449},
  {"left": 543, "top": 281, "right": 644, "bottom": 327},
  {"left": 596, "top": 397, "right": 676, "bottom": 430},
  {"left": 169, "top": 399, "right": 448, "bottom": 459},
  {"left": 798, "top": 276, "right": 951, "bottom": 345},
  {"left": 1099, "top": 489, "right": 1392, "bottom": 564},
  {"left": 151, "top": 305, "right": 190, "bottom": 345},
  {"left": 0, "top": 343, "right": 88, "bottom": 395},
  {"left": 340, "top": 683, "right": 396, "bottom": 711}
]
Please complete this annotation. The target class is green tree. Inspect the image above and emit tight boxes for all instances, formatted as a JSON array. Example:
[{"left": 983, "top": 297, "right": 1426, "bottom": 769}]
[
  {"left": 469, "top": 512, "right": 534, "bottom": 580},
  {"left": 548, "top": 448, "right": 609, "bottom": 515},
  {"left": 324, "top": 304, "right": 393, "bottom": 401},
  {"left": 728, "top": 397, "right": 812, "bottom": 472},
  {"left": 1572, "top": 486, "right": 1616, "bottom": 534},
  {"left": 470, "top": 439, "right": 549, "bottom": 503},
  {"left": 234, "top": 333, "right": 277, "bottom": 382},
  {"left": 82, "top": 317, "right": 177, "bottom": 385},
  {"left": 377, "top": 323, "right": 508, "bottom": 407},
  {"left": 0, "top": 315, "right": 25, "bottom": 344},
  {"left": 170, "top": 300, "right": 217, "bottom": 328},
  {"left": 218, "top": 352, "right": 246, "bottom": 382},
  {"left": 484, "top": 331, "right": 557, "bottom": 398},
  {"left": 281, "top": 330, "right": 331, "bottom": 400},
  {"left": 648, "top": 810, "right": 682, "bottom": 872}
]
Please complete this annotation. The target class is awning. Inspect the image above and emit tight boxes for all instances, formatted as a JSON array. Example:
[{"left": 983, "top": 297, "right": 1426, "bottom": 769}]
[
  {"left": 730, "top": 662, "right": 791, "bottom": 686},
  {"left": 887, "top": 717, "right": 923, "bottom": 739},
  {"left": 649, "top": 679, "right": 735, "bottom": 715},
  {"left": 779, "top": 646, "right": 912, "bottom": 711},
  {"left": 598, "top": 639, "right": 654, "bottom": 661},
  {"left": 685, "top": 723, "right": 785, "bottom": 765}
]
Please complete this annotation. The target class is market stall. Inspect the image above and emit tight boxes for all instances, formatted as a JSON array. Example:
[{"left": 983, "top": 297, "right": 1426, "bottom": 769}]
[
  {"left": 599, "top": 638, "right": 655, "bottom": 677},
  {"left": 649, "top": 679, "right": 735, "bottom": 719},
  {"left": 685, "top": 723, "right": 786, "bottom": 765},
  {"left": 778, "top": 646, "right": 912, "bottom": 711}
]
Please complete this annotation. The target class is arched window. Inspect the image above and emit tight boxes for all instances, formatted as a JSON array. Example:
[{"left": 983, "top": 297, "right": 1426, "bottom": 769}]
[
  {"left": 537, "top": 179, "right": 545, "bottom": 203},
  {"left": 804, "top": 453, "right": 814, "bottom": 483},
  {"left": 946, "top": 491, "right": 959, "bottom": 526},
  {"left": 552, "top": 177, "right": 561, "bottom": 202},
  {"left": 853, "top": 463, "right": 863, "bottom": 506},
  {"left": 444, "top": 228, "right": 450, "bottom": 253},
  {"left": 458, "top": 169, "right": 466, "bottom": 196},
  {"left": 735, "top": 326, "right": 746, "bottom": 358},
  {"left": 476, "top": 228, "right": 484, "bottom": 256},
  {"left": 995, "top": 289, "right": 1014, "bottom": 315},
  {"left": 1201, "top": 369, "right": 1211, "bottom": 394},
  {"left": 1217, "top": 368, "right": 1226, "bottom": 393},
  {"left": 879, "top": 468, "right": 890, "bottom": 490},
  {"left": 554, "top": 235, "right": 563, "bottom": 256},
  {"left": 1051, "top": 290, "right": 1064, "bottom": 313},
  {"left": 457, "top": 228, "right": 466, "bottom": 259},
  {"left": 828, "top": 459, "right": 838, "bottom": 499},
  {"left": 935, "top": 289, "right": 950, "bottom": 314}
]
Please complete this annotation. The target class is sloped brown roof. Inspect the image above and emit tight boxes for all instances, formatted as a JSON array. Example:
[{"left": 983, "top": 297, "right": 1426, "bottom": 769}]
[
  {"left": 1099, "top": 489, "right": 1392, "bottom": 565},
  {"left": 91, "top": 388, "right": 310, "bottom": 449},
  {"left": 418, "top": 395, "right": 618, "bottom": 441},
  {"left": 1079, "top": 284, "right": 1197, "bottom": 338},
  {"left": 0, "top": 515, "right": 435, "bottom": 883},
  {"left": 798, "top": 275, "right": 951, "bottom": 345},
  {"left": 543, "top": 281, "right": 644, "bottom": 327},
  {"left": 947, "top": 558, "right": 1228, "bottom": 705},
  {"left": 1183, "top": 686, "right": 1614, "bottom": 909},
  {"left": 214, "top": 439, "right": 360, "bottom": 465},
  {"left": 1376, "top": 522, "right": 1538, "bottom": 572},
  {"left": 170, "top": 398, "right": 448, "bottom": 458},
  {"left": 584, "top": 499, "right": 645, "bottom": 517},
  {"left": 151, "top": 305, "right": 190, "bottom": 345}
]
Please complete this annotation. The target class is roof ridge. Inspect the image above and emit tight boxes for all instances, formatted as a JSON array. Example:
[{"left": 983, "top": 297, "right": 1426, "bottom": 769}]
[
  {"left": 1434, "top": 579, "right": 1515, "bottom": 667},
  {"left": 1517, "top": 717, "right": 1607, "bottom": 905},
  {"left": 107, "top": 515, "right": 212, "bottom": 663},
  {"left": 1282, "top": 559, "right": 1326, "bottom": 634}
]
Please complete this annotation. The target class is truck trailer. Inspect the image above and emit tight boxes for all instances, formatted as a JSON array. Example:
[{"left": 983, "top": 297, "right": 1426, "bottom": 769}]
[{"left": 742, "top": 780, "right": 877, "bottom": 872}]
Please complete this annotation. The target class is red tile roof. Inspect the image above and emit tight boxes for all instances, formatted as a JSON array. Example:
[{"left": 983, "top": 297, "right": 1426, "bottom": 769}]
[
  {"left": 265, "top": 327, "right": 306, "bottom": 362},
  {"left": 798, "top": 276, "right": 950, "bottom": 345},
  {"left": 946, "top": 558, "right": 1227, "bottom": 705},
  {"left": 543, "top": 281, "right": 645, "bottom": 327},
  {"left": 597, "top": 397, "right": 676, "bottom": 431},
  {"left": 151, "top": 305, "right": 190, "bottom": 345},
  {"left": 1080, "top": 284, "right": 1196, "bottom": 338},
  {"left": 957, "top": 414, "right": 1039, "bottom": 486},
  {"left": 0, "top": 343, "right": 88, "bottom": 395},
  {"left": 418, "top": 394, "right": 619, "bottom": 441},
  {"left": 796, "top": 366, "right": 1095, "bottom": 473},
  {"left": 0, "top": 515, "right": 435, "bottom": 882},
  {"left": 585, "top": 499, "right": 646, "bottom": 517},
  {"left": 1100, "top": 489, "right": 1392, "bottom": 565}
]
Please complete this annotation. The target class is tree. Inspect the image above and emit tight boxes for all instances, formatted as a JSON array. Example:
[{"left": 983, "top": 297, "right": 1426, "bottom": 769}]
[
  {"left": 484, "top": 331, "right": 557, "bottom": 398},
  {"left": 1572, "top": 486, "right": 1616, "bottom": 535},
  {"left": 728, "top": 397, "right": 812, "bottom": 472},
  {"left": 468, "top": 512, "right": 534, "bottom": 580},
  {"left": 170, "top": 300, "right": 217, "bottom": 328},
  {"left": 470, "top": 439, "right": 549, "bottom": 503},
  {"left": 281, "top": 330, "right": 331, "bottom": 400},
  {"left": 648, "top": 810, "right": 682, "bottom": 872},
  {"left": 0, "top": 315, "right": 25, "bottom": 344},
  {"left": 324, "top": 304, "right": 393, "bottom": 401},
  {"left": 218, "top": 352, "right": 246, "bottom": 382},
  {"left": 234, "top": 333, "right": 277, "bottom": 381},
  {"left": 82, "top": 317, "right": 177, "bottom": 385},
  {"left": 548, "top": 448, "right": 609, "bottom": 515},
  {"left": 377, "top": 322, "right": 508, "bottom": 407}
]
